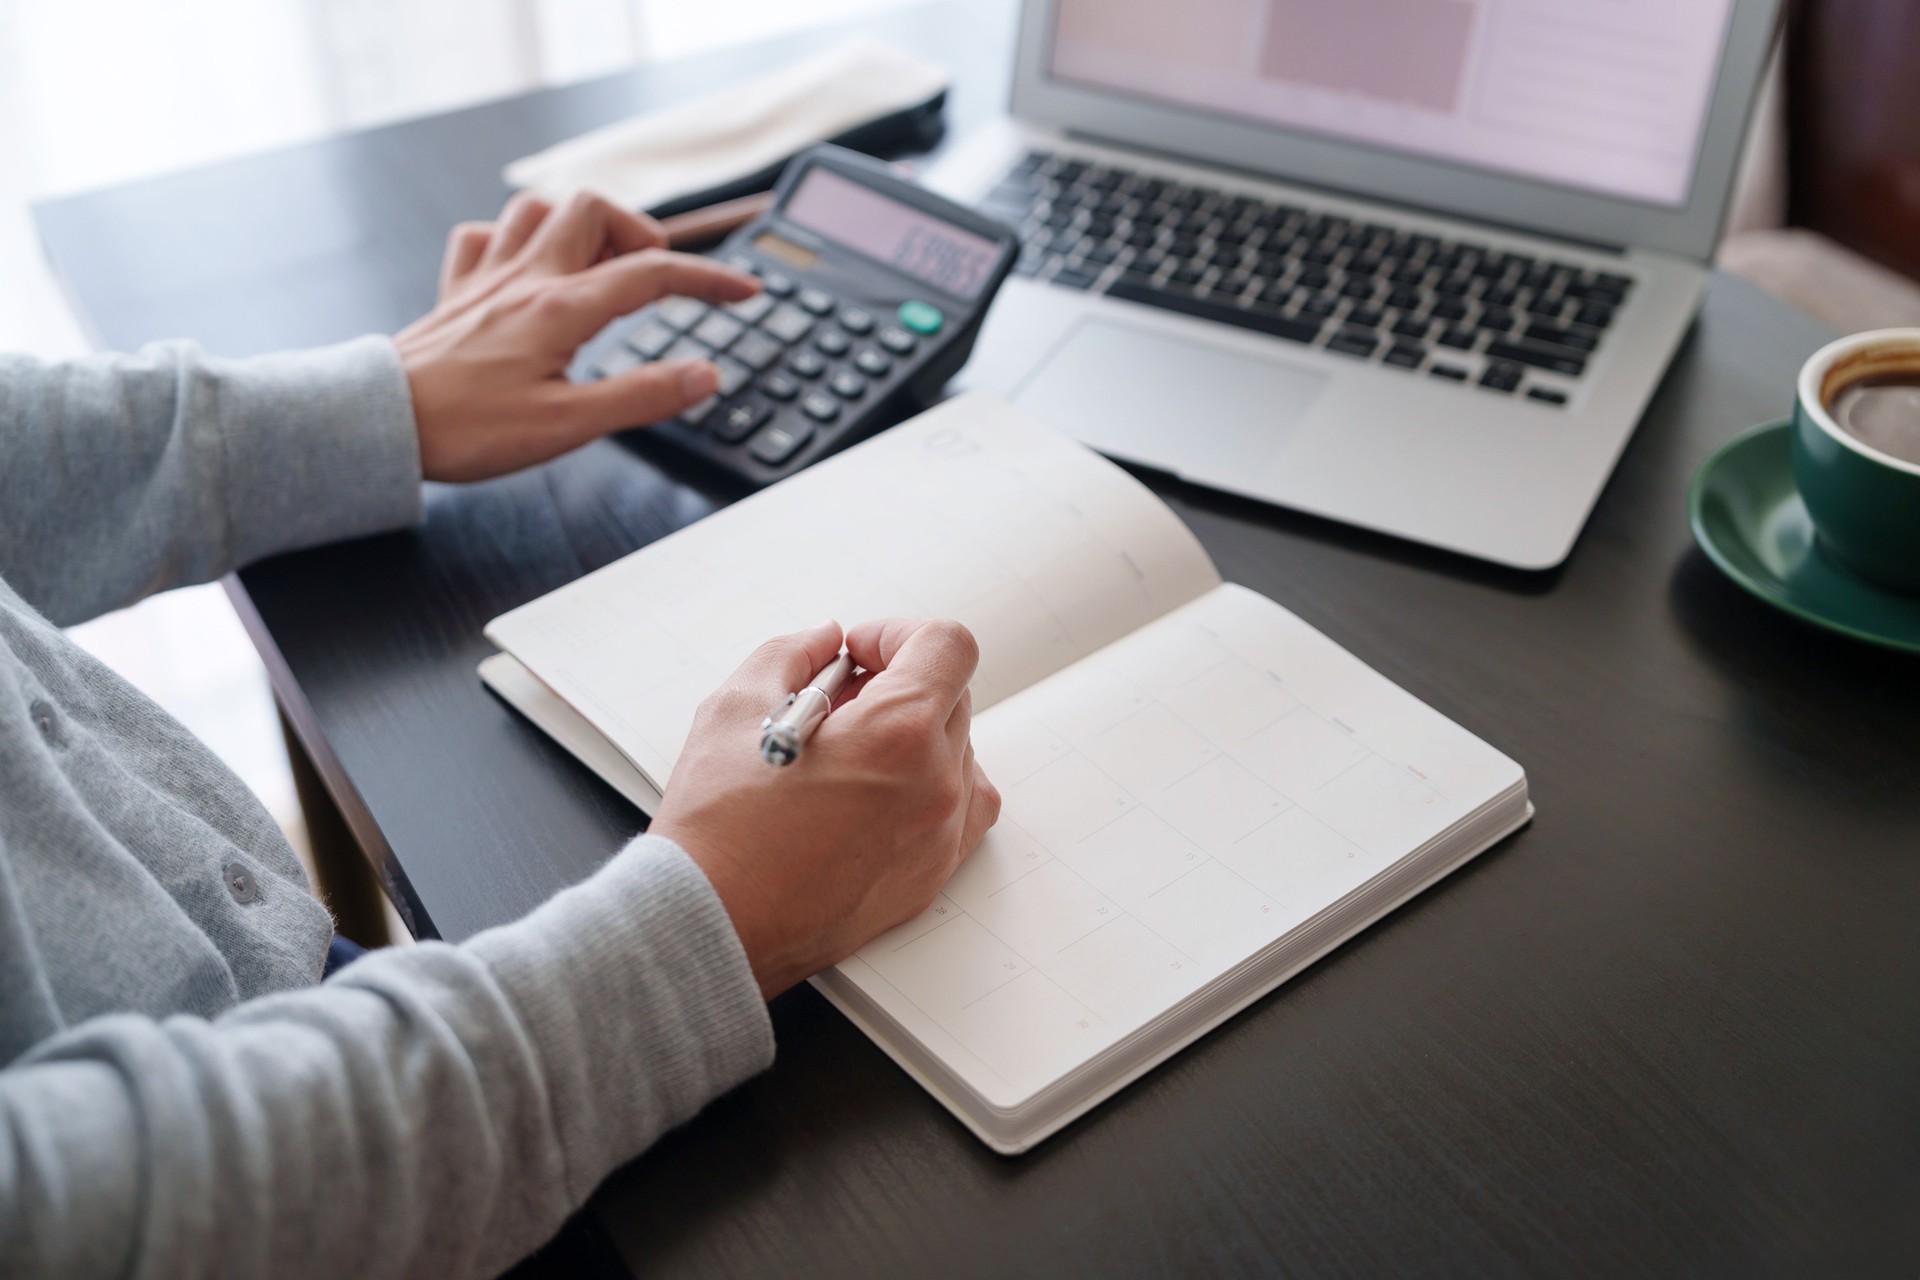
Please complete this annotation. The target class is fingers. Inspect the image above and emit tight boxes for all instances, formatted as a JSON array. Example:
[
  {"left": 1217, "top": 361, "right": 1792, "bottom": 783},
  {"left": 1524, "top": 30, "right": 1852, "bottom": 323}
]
[
  {"left": 730, "top": 620, "right": 846, "bottom": 706},
  {"left": 526, "top": 190, "right": 669, "bottom": 269},
  {"left": 944, "top": 687, "right": 973, "bottom": 755},
  {"left": 487, "top": 193, "right": 553, "bottom": 263},
  {"left": 441, "top": 222, "right": 492, "bottom": 294},
  {"left": 843, "top": 618, "right": 979, "bottom": 715},
  {"left": 556, "top": 358, "right": 721, "bottom": 439},
  {"left": 956, "top": 752, "right": 1002, "bottom": 857},
  {"left": 565, "top": 250, "right": 759, "bottom": 330}
]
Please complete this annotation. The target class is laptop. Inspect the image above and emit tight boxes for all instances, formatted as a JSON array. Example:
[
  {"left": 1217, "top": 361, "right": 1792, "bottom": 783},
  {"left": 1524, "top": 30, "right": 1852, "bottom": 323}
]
[{"left": 925, "top": 0, "right": 1781, "bottom": 569}]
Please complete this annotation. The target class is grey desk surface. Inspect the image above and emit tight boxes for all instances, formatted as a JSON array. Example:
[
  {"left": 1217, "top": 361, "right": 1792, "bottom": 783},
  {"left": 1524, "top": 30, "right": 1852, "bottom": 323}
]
[{"left": 33, "top": 3, "right": 1920, "bottom": 1275}]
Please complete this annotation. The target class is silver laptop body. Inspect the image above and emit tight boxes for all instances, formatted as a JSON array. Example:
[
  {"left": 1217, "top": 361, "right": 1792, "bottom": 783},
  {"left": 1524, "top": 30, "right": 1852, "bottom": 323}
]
[{"left": 927, "top": 0, "right": 1781, "bottom": 569}]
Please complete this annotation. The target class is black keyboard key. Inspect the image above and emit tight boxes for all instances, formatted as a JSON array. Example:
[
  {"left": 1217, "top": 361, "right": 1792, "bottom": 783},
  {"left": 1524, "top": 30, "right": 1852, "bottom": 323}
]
[
  {"left": 1480, "top": 361, "right": 1523, "bottom": 393},
  {"left": 797, "top": 287, "right": 836, "bottom": 316},
  {"left": 725, "top": 292, "right": 776, "bottom": 324},
  {"left": 749, "top": 420, "right": 815, "bottom": 466},
  {"left": 1052, "top": 266, "right": 1101, "bottom": 290},
  {"left": 1346, "top": 305, "right": 1386, "bottom": 329},
  {"left": 799, "top": 391, "right": 840, "bottom": 423},
  {"left": 787, "top": 349, "right": 826, "bottom": 379},
  {"left": 1340, "top": 276, "right": 1377, "bottom": 300},
  {"left": 758, "top": 372, "right": 800, "bottom": 402},
  {"left": 727, "top": 329, "right": 784, "bottom": 372},
  {"left": 1260, "top": 280, "right": 1300, "bottom": 307},
  {"left": 1484, "top": 340, "right": 1587, "bottom": 378},
  {"left": 1299, "top": 294, "right": 1340, "bottom": 318},
  {"left": 1168, "top": 263, "right": 1207, "bottom": 286},
  {"left": 852, "top": 348, "right": 891, "bottom": 378},
  {"left": 624, "top": 320, "right": 677, "bottom": 359},
  {"left": 711, "top": 399, "right": 771, "bottom": 444},
  {"left": 1384, "top": 343, "right": 1427, "bottom": 369},
  {"left": 678, "top": 395, "right": 718, "bottom": 426},
  {"left": 1432, "top": 297, "right": 1470, "bottom": 321},
  {"left": 877, "top": 327, "right": 918, "bottom": 356},
  {"left": 1575, "top": 302, "right": 1616, "bottom": 329},
  {"left": 1386, "top": 286, "right": 1423, "bottom": 311},
  {"left": 1522, "top": 323, "right": 1599, "bottom": 353},
  {"left": 1105, "top": 276, "right": 1323, "bottom": 344},
  {"left": 1430, "top": 363, "right": 1469, "bottom": 382},
  {"left": 1084, "top": 243, "right": 1121, "bottom": 266},
  {"left": 654, "top": 297, "right": 708, "bottom": 330},
  {"left": 1527, "top": 387, "right": 1570, "bottom": 406},
  {"left": 1296, "top": 267, "right": 1333, "bottom": 291},
  {"left": 591, "top": 347, "right": 641, "bottom": 379},
  {"left": 828, "top": 369, "right": 867, "bottom": 400},
  {"left": 713, "top": 356, "right": 751, "bottom": 398},
  {"left": 1479, "top": 307, "right": 1517, "bottom": 333},
  {"left": 813, "top": 328, "right": 852, "bottom": 357},
  {"left": 1437, "top": 327, "right": 1477, "bottom": 350},
  {"left": 837, "top": 307, "right": 875, "bottom": 335},
  {"left": 761, "top": 303, "right": 813, "bottom": 344},
  {"left": 1324, "top": 329, "right": 1380, "bottom": 359},
  {"left": 1392, "top": 317, "right": 1432, "bottom": 340},
  {"left": 662, "top": 336, "right": 711, "bottom": 366}
]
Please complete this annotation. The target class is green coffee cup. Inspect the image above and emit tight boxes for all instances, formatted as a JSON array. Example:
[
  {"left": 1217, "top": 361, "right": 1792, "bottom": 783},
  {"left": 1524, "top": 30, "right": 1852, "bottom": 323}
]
[{"left": 1791, "top": 328, "right": 1920, "bottom": 594}]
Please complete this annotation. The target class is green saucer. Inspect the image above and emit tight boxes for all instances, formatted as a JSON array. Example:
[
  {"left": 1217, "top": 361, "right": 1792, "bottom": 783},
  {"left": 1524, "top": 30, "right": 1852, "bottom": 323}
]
[{"left": 1689, "top": 419, "right": 1920, "bottom": 652}]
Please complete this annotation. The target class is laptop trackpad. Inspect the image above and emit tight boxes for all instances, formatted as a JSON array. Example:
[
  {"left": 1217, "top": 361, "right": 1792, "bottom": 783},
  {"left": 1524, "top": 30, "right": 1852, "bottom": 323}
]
[{"left": 1010, "top": 318, "right": 1327, "bottom": 479}]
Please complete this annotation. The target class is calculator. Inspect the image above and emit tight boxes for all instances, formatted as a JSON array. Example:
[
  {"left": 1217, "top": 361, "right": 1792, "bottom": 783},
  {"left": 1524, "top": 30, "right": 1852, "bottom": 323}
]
[{"left": 574, "top": 145, "right": 1020, "bottom": 487}]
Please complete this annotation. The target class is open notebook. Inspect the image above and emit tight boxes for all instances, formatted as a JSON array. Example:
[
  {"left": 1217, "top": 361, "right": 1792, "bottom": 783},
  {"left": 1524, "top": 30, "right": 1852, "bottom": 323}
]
[{"left": 482, "top": 392, "right": 1530, "bottom": 1152}]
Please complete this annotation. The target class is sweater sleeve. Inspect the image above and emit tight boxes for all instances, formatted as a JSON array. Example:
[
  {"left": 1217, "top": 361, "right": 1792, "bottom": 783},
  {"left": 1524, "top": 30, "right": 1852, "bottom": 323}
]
[
  {"left": 0, "top": 835, "right": 775, "bottom": 1280},
  {"left": 0, "top": 338, "right": 422, "bottom": 626}
]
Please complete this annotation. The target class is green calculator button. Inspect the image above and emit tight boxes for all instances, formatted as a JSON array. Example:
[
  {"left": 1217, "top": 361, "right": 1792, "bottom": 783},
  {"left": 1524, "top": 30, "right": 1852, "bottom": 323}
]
[{"left": 897, "top": 300, "right": 944, "bottom": 335}]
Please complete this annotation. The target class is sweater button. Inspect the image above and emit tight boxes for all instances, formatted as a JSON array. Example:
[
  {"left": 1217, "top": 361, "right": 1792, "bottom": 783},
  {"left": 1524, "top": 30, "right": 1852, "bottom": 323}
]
[
  {"left": 29, "top": 699, "right": 62, "bottom": 747},
  {"left": 224, "top": 863, "right": 262, "bottom": 905}
]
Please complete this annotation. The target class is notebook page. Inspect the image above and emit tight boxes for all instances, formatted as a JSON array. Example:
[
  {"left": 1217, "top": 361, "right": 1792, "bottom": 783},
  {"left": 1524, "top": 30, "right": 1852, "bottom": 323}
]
[
  {"left": 830, "top": 583, "right": 1525, "bottom": 1110},
  {"left": 485, "top": 392, "right": 1220, "bottom": 786}
]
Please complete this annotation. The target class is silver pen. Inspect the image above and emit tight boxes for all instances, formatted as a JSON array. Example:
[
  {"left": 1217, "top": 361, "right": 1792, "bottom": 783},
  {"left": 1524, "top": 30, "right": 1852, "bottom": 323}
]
[{"left": 759, "top": 651, "right": 856, "bottom": 766}]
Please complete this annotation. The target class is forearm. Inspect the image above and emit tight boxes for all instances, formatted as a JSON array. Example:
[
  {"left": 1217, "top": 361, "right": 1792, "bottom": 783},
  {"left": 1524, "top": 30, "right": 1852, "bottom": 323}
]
[
  {"left": 0, "top": 836, "right": 772, "bottom": 1280},
  {"left": 0, "top": 338, "right": 422, "bottom": 625}
]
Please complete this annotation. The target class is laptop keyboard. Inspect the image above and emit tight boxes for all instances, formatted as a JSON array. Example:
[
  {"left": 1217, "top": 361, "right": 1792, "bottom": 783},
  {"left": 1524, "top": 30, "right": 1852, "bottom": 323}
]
[{"left": 976, "top": 150, "right": 1635, "bottom": 407}]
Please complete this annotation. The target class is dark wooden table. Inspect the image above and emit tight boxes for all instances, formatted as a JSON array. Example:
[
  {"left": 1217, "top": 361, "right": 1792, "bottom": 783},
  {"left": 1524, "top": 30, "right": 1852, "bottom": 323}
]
[{"left": 35, "top": 4, "right": 1920, "bottom": 1274}]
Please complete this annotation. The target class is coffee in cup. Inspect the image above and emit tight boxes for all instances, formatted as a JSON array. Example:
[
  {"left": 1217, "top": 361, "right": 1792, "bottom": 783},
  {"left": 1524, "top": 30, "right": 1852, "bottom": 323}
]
[{"left": 1791, "top": 328, "right": 1920, "bottom": 594}]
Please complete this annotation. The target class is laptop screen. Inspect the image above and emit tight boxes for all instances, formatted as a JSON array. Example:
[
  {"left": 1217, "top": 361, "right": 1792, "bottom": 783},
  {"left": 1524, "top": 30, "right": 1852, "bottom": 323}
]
[{"left": 1048, "top": 0, "right": 1737, "bottom": 208}]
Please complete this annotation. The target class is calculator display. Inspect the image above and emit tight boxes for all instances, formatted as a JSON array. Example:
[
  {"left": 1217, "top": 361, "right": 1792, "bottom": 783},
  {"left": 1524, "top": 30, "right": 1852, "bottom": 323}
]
[{"left": 783, "top": 167, "right": 1002, "bottom": 300}]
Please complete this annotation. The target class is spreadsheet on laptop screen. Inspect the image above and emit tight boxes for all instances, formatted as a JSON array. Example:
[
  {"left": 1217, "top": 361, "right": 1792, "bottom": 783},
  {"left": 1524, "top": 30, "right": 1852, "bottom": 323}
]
[{"left": 1048, "top": 0, "right": 1737, "bottom": 208}]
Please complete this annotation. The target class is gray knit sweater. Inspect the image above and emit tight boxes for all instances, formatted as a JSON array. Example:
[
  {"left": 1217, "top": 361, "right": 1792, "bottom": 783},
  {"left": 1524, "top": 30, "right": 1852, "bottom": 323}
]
[{"left": 0, "top": 337, "right": 774, "bottom": 1279}]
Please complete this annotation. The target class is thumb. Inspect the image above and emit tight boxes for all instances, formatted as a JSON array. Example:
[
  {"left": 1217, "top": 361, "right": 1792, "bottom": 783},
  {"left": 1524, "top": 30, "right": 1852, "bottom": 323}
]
[{"left": 562, "top": 358, "right": 720, "bottom": 438}]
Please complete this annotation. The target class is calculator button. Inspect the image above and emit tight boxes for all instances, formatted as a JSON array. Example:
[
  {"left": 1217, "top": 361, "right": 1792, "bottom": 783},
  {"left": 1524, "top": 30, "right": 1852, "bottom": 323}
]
[
  {"left": 691, "top": 312, "right": 745, "bottom": 351},
  {"left": 814, "top": 328, "right": 852, "bottom": 357},
  {"left": 761, "top": 303, "right": 814, "bottom": 345},
  {"left": 655, "top": 297, "right": 708, "bottom": 330},
  {"left": 853, "top": 348, "right": 893, "bottom": 377},
  {"left": 590, "top": 347, "right": 641, "bottom": 379},
  {"left": 798, "top": 287, "right": 836, "bottom": 316},
  {"left": 877, "top": 326, "right": 918, "bottom": 355},
  {"left": 624, "top": 320, "right": 677, "bottom": 359},
  {"left": 761, "top": 272, "right": 796, "bottom": 298},
  {"left": 837, "top": 307, "right": 875, "bottom": 335},
  {"left": 828, "top": 369, "right": 867, "bottom": 400},
  {"left": 723, "top": 253, "right": 759, "bottom": 275},
  {"left": 897, "top": 300, "right": 944, "bottom": 334},
  {"left": 711, "top": 398, "right": 771, "bottom": 443},
  {"left": 759, "top": 372, "right": 800, "bottom": 402},
  {"left": 662, "top": 336, "right": 711, "bottom": 365},
  {"left": 713, "top": 355, "right": 751, "bottom": 398},
  {"left": 787, "top": 349, "right": 827, "bottom": 379},
  {"left": 748, "top": 420, "right": 815, "bottom": 466},
  {"left": 678, "top": 395, "right": 718, "bottom": 426},
  {"left": 725, "top": 292, "right": 775, "bottom": 324},
  {"left": 729, "top": 329, "right": 784, "bottom": 372},
  {"left": 800, "top": 391, "right": 841, "bottom": 423}
]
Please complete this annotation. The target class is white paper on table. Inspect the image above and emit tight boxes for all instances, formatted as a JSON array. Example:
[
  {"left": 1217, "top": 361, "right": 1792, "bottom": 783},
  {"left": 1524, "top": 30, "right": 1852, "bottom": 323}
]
[{"left": 503, "top": 38, "right": 949, "bottom": 210}]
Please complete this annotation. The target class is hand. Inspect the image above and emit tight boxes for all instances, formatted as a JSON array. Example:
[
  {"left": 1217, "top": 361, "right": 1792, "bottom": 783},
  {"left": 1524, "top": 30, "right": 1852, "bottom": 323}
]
[
  {"left": 651, "top": 618, "right": 1003, "bottom": 999},
  {"left": 395, "top": 191, "right": 760, "bottom": 482}
]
